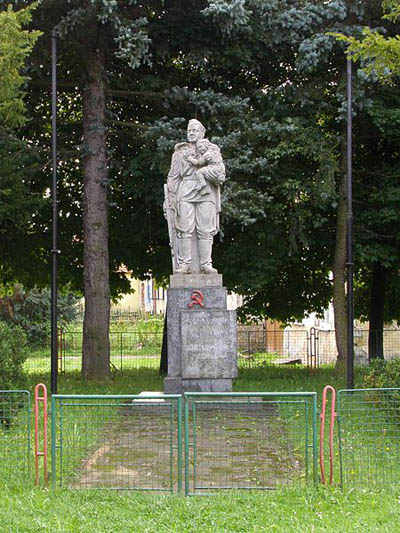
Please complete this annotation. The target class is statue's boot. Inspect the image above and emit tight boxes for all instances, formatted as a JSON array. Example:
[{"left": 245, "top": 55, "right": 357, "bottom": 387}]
[
  {"left": 199, "top": 239, "right": 218, "bottom": 274},
  {"left": 175, "top": 238, "right": 191, "bottom": 274}
]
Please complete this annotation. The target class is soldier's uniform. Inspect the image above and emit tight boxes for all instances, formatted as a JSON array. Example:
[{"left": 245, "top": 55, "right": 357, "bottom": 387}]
[{"left": 166, "top": 141, "right": 225, "bottom": 273}]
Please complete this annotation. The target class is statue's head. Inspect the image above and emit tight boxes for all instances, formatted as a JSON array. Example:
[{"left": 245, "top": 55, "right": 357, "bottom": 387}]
[{"left": 187, "top": 119, "right": 206, "bottom": 143}]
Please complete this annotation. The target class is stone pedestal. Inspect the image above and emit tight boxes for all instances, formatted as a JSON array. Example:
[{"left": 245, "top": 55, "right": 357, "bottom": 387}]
[{"left": 164, "top": 274, "right": 237, "bottom": 394}]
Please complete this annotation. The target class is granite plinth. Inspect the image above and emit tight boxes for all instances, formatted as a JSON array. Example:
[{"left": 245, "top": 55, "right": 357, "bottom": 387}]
[
  {"left": 170, "top": 273, "right": 222, "bottom": 288},
  {"left": 181, "top": 310, "right": 237, "bottom": 379},
  {"left": 166, "top": 287, "right": 228, "bottom": 378},
  {"left": 164, "top": 285, "right": 237, "bottom": 394}
]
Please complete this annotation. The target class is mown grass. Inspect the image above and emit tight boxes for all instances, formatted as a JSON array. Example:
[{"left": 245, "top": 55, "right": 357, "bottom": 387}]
[
  {"left": 235, "top": 365, "right": 349, "bottom": 398},
  {"left": 25, "top": 362, "right": 354, "bottom": 398},
  {"left": 25, "top": 367, "right": 164, "bottom": 396},
  {"left": 1, "top": 364, "right": 397, "bottom": 532},
  {"left": 1, "top": 484, "right": 400, "bottom": 532}
]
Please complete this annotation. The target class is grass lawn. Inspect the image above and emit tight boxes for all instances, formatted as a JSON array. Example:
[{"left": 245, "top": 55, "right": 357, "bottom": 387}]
[
  {"left": 25, "top": 364, "right": 350, "bottom": 398},
  {"left": 2, "top": 484, "right": 400, "bottom": 532},
  {"left": 1, "top": 365, "right": 399, "bottom": 532}
]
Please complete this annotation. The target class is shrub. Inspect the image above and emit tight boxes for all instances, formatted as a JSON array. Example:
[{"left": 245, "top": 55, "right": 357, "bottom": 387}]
[
  {"left": 361, "top": 359, "right": 400, "bottom": 419},
  {"left": 109, "top": 315, "right": 164, "bottom": 334},
  {"left": 0, "top": 320, "right": 29, "bottom": 390},
  {"left": 361, "top": 359, "right": 400, "bottom": 389},
  {"left": 0, "top": 284, "right": 79, "bottom": 347}
]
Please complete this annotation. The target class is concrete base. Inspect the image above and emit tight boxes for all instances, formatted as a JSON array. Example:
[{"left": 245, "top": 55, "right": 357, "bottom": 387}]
[
  {"left": 166, "top": 286, "right": 229, "bottom": 378},
  {"left": 164, "top": 281, "right": 238, "bottom": 395},
  {"left": 181, "top": 309, "right": 237, "bottom": 378},
  {"left": 164, "top": 377, "right": 233, "bottom": 394},
  {"left": 170, "top": 273, "right": 222, "bottom": 288}
]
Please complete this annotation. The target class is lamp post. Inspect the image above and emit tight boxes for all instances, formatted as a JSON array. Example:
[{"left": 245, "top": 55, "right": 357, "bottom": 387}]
[
  {"left": 346, "top": 56, "right": 354, "bottom": 390},
  {"left": 51, "top": 30, "right": 58, "bottom": 395}
]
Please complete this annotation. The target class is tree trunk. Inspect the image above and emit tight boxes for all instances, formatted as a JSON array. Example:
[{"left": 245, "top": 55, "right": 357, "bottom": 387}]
[
  {"left": 368, "top": 262, "right": 386, "bottom": 361},
  {"left": 81, "top": 47, "right": 110, "bottom": 380},
  {"left": 333, "top": 137, "right": 347, "bottom": 367}
]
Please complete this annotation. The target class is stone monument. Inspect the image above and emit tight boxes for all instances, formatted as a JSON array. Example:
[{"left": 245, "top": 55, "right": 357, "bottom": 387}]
[{"left": 163, "top": 119, "right": 237, "bottom": 394}]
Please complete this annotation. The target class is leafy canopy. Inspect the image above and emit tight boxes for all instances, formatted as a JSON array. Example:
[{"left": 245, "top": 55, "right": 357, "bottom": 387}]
[
  {"left": 331, "top": 0, "right": 400, "bottom": 83},
  {"left": 0, "top": 2, "right": 42, "bottom": 128}
]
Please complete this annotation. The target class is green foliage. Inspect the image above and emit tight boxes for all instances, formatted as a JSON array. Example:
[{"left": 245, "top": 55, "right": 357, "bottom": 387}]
[
  {"left": 0, "top": 320, "right": 28, "bottom": 389},
  {"left": 202, "top": 0, "right": 252, "bottom": 36},
  {"left": 361, "top": 358, "right": 400, "bottom": 389},
  {"left": 110, "top": 315, "right": 163, "bottom": 333},
  {"left": 0, "top": 3, "right": 47, "bottom": 289},
  {"left": 0, "top": 2, "right": 42, "bottom": 128},
  {"left": 331, "top": 1, "right": 400, "bottom": 83},
  {"left": 383, "top": 0, "right": 400, "bottom": 20},
  {"left": 0, "top": 285, "right": 79, "bottom": 347},
  {"left": 360, "top": 359, "right": 400, "bottom": 426},
  {"left": 8, "top": 0, "right": 400, "bottom": 334},
  {"left": 0, "top": 128, "right": 45, "bottom": 286},
  {"left": 333, "top": 29, "right": 400, "bottom": 83},
  {"left": 54, "top": 0, "right": 151, "bottom": 69}
]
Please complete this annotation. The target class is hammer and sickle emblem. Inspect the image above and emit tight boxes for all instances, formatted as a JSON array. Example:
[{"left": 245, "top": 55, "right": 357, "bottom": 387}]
[{"left": 188, "top": 290, "right": 205, "bottom": 308}]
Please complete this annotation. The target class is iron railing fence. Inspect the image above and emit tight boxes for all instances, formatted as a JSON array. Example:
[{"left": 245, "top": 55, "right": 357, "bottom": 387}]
[
  {"left": 337, "top": 388, "right": 400, "bottom": 490},
  {"left": 0, "top": 390, "right": 31, "bottom": 485},
  {"left": 61, "top": 331, "right": 163, "bottom": 372},
  {"left": 238, "top": 329, "right": 311, "bottom": 367},
  {"left": 23, "top": 328, "right": 314, "bottom": 374},
  {"left": 225, "top": 328, "right": 400, "bottom": 367},
  {"left": 24, "top": 330, "right": 163, "bottom": 375},
  {"left": 51, "top": 394, "right": 183, "bottom": 491},
  {"left": 23, "top": 328, "right": 400, "bottom": 375},
  {"left": 184, "top": 392, "right": 318, "bottom": 495},
  {"left": 74, "top": 309, "right": 154, "bottom": 323}
]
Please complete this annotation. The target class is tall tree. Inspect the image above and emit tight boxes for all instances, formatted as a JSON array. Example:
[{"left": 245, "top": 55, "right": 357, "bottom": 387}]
[
  {"left": 81, "top": 44, "right": 110, "bottom": 379},
  {"left": 13, "top": 0, "right": 400, "bottom": 372},
  {"left": 29, "top": 0, "right": 154, "bottom": 379},
  {"left": 0, "top": 2, "right": 43, "bottom": 287},
  {"left": 333, "top": 0, "right": 400, "bottom": 360},
  {"left": 352, "top": 85, "right": 400, "bottom": 359}
]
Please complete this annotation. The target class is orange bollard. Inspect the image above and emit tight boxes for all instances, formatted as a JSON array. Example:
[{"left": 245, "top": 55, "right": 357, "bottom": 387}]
[
  {"left": 34, "top": 383, "right": 48, "bottom": 487},
  {"left": 320, "top": 385, "right": 336, "bottom": 485}
]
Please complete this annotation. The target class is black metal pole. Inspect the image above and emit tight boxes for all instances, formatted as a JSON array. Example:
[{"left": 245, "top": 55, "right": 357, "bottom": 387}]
[
  {"left": 51, "top": 30, "right": 58, "bottom": 395},
  {"left": 346, "top": 56, "right": 354, "bottom": 389}
]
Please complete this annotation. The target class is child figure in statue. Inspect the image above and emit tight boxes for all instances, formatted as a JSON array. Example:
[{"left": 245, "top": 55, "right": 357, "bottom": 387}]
[{"left": 186, "top": 139, "right": 223, "bottom": 196}]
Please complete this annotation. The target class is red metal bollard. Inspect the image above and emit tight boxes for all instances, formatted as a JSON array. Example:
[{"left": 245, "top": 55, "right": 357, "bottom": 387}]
[
  {"left": 34, "top": 383, "right": 48, "bottom": 487},
  {"left": 320, "top": 385, "right": 336, "bottom": 485}
]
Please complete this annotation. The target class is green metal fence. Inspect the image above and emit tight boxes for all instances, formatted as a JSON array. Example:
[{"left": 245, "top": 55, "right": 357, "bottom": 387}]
[
  {"left": 0, "top": 390, "right": 31, "bottom": 484},
  {"left": 8, "top": 386, "right": 400, "bottom": 492},
  {"left": 51, "top": 394, "right": 182, "bottom": 491},
  {"left": 184, "top": 392, "right": 317, "bottom": 495},
  {"left": 337, "top": 388, "right": 400, "bottom": 489}
]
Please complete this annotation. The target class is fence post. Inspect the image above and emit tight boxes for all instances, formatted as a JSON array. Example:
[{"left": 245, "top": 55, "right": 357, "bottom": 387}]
[
  {"left": 184, "top": 395, "right": 190, "bottom": 496},
  {"left": 309, "top": 327, "right": 316, "bottom": 370},
  {"left": 177, "top": 396, "right": 183, "bottom": 494},
  {"left": 51, "top": 394, "right": 57, "bottom": 487},
  {"left": 34, "top": 383, "right": 48, "bottom": 487},
  {"left": 120, "top": 331, "right": 123, "bottom": 371},
  {"left": 57, "top": 327, "right": 62, "bottom": 373},
  {"left": 312, "top": 392, "right": 318, "bottom": 484},
  {"left": 315, "top": 328, "right": 320, "bottom": 367}
]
